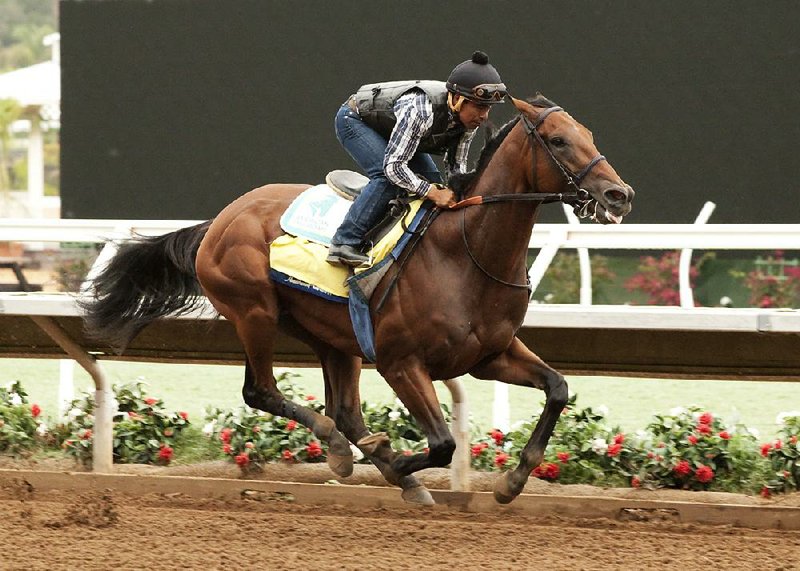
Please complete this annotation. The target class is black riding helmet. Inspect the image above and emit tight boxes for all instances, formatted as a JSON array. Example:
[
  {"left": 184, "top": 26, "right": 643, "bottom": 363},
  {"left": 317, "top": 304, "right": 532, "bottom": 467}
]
[{"left": 446, "top": 51, "right": 507, "bottom": 104}]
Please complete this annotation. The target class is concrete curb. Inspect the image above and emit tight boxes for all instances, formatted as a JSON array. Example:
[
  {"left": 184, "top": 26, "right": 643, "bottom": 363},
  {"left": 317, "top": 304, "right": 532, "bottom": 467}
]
[{"left": 2, "top": 469, "right": 798, "bottom": 531}]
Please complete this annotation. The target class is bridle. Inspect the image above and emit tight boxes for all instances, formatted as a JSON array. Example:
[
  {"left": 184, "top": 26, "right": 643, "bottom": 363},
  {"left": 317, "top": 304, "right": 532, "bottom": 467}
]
[{"left": 456, "top": 105, "right": 607, "bottom": 289}]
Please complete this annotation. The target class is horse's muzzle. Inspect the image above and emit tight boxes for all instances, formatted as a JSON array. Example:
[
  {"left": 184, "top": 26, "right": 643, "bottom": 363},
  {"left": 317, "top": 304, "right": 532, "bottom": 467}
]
[{"left": 603, "top": 183, "right": 635, "bottom": 211}]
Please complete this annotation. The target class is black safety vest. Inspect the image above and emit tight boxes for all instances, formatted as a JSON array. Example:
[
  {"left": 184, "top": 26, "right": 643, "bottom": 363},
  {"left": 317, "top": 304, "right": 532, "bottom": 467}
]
[{"left": 353, "top": 80, "right": 465, "bottom": 158}]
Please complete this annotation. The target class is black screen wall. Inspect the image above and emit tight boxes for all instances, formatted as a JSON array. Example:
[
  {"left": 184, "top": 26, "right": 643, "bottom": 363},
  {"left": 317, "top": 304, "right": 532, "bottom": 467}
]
[{"left": 60, "top": 0, "right": 799, "bottom": 223}]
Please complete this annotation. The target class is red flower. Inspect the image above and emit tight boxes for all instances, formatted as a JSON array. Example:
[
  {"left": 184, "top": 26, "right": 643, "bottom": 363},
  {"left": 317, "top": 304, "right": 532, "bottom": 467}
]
[
  {"left": 31, "top": 404, "right": 41, "bottom": 418},
  {"left": 144, "top": 397, "right": 158, "bottom": 406},
  {"left": 403, "top": 449, "right": 413, "bottom": 456},
  {"left": 533, "top": 462, "right": 560, "bottom": 480},
  {"left": 220, "top": 427, "right": 233, "bottom": 443},
  {"left": 158, "top": 445, "right": 173, "bottom": 463},
  {"left": 790, "top": 435, "right": 798, "bottom": 445},
  {"left": 178, "top": 411, "right": 189, "bottom": 421},
  {"left": 673, "top": 460, "right": 691, "bottom": 477},
  {"left": 631, "top": 476, "right": 641, "bottom": 489},
  {"left": 646, "top": 452, "right": 655, "bottom": 459},
  {"left": 81, "top": 429, "right": 93, "bottom": 440},
  {"left": 163, "top": 428, "right": 174, "bottom": 437},
  {"left": 282, "top": 449, "right": 294, "bottom": 460},
  {"left": 695, "top": 464, "right": 714, "bottom": 483},
  {"left": 613, "top": 433, "right": 625, "bottom": 445},
  {"left": 305, "top": 395, "right": 316, "bottom": 401},
  {"left": 760, "top": 487, "right": 771, "bottom": 498},
  {"left": 235, "top": 453, "right": 250, "bottom": 467},
  {"left": 222, "top": 443, "right": 232, "bottom": 454},
  {"left": 286, "top": 420, "right": 298, "bottom": 431},
  {"left": 557, "top": 452, "right": 570, "bottom": 463},
  {"left": 760, "top": 443, "right": 773, "bottom": 457},
  {"left": 607, "top": 443, "right": 622, "bottom": 457},
  {"left": 252, "top": 425, "right": 261, "bottom": 433},
  {"left": 687, "top": 435, "right": 698, "bottom": 445},
  {"left": 774, "top": 439, "right": 783, "bottom": 450},
  {"left": 544, "top": 462, "right": 560, "bottom": 480},
  {"left": 306, "top": 441, "right": 323, "bottom": 458},
  {"left": 490, "top": 429, "right": 504, "bottom": 446},
  {"left": 718, "top": 431, "right": 731, "bottom": 440},
  {"left": 494, "top": 451, "right": 510, "bottom": 468},
  {"left": 699, "top": 412, "right": 713, "bottom": 425},
  {"left": 697, "top": 423, "right": 712, "bottom": 435}
]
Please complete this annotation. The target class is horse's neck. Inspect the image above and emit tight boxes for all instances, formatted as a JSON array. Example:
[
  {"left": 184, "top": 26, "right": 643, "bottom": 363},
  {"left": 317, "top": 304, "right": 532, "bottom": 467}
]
[{"left": 457, "top": 129, "right": 537, "bottom": 274}]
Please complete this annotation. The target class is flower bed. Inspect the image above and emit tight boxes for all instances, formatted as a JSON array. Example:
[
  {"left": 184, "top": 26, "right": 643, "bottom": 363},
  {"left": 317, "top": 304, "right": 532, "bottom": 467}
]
[{"left": 1, "top": 375, "right": 797, "bottom": 497}]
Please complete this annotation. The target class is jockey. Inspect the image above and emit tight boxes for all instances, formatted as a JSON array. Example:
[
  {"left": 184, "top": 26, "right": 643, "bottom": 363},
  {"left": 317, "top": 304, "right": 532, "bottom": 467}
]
[{"left": 326, "top": 51, "right": 507, "bottom": 267}]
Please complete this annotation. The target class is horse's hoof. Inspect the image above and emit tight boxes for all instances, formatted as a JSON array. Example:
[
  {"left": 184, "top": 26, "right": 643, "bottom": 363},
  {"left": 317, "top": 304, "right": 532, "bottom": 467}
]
[
  {"left": 493, "top": 472, "right": 519, "bottom": 505},
  {"left": 401, "top": 484, "right": 435, "bottom": 506},
  {"left": 327, "top": 452, "right": 354, "bottom": 478}
]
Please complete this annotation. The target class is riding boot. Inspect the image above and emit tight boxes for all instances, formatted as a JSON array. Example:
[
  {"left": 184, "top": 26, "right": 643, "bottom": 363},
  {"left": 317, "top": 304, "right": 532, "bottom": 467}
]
[{"left": 329, "top": 175, "right": 398, "bottom": 265}]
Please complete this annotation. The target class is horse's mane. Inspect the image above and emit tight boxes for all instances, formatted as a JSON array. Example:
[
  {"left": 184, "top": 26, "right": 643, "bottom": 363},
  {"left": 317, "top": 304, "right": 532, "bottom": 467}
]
[{"left": 449, "top": 93, "right": 558, "bottom": 196}]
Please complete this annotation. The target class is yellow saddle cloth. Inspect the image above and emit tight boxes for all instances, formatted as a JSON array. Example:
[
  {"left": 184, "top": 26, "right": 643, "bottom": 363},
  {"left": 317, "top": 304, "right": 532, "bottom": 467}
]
[{"left": 270, "top": 194, "right": 424, "bottom": 300}]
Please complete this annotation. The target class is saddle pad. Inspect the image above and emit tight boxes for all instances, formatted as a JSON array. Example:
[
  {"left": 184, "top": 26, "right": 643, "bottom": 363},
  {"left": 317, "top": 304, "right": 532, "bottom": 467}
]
[
  {"left": 270, "top": 235, "right": 350, "bottom": 300},
  {"left": 270, "top": 198, "right": 425, "bottom": 302},
  {"left": 280, "top": 184, "right": 352, "bottom": 245}
]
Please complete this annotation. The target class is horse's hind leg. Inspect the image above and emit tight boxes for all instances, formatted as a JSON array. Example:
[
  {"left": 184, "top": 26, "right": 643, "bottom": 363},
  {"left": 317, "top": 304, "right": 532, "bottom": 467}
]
[
  {"left": 236, "top": 314, "right": 353, "bottom": 477},
  {"left": 470, "top": 336, "right": 569, "bottom": 504}
]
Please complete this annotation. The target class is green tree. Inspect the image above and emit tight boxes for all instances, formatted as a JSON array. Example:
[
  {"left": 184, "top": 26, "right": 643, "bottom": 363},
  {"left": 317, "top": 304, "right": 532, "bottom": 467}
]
[{"left": 0, "top": 0, "right": 57, "bottom": 71}]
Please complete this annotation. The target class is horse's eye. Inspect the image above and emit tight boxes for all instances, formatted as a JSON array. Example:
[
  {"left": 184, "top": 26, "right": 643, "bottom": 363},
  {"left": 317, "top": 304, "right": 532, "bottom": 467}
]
[{"left": 550, "top": 137, "right": 566, "bottom": 148}]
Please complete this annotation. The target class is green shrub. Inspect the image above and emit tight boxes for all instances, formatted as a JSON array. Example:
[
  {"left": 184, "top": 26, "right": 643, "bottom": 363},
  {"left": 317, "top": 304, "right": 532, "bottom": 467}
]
[{"left": 0, "top": 381, "right": 47, "bottom": 456}]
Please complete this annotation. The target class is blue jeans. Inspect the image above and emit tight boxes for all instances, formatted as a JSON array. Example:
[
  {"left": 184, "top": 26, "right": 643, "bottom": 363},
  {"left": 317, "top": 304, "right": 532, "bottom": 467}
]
[{"left": 331, "top": 104, "right": 442, "bottom": 248}]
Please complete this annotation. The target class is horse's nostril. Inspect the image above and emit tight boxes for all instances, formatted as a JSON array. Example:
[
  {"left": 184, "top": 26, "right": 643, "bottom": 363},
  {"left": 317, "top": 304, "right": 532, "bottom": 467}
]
[{"left": 604, "top": 188, "right": 628, "bottom": 203}]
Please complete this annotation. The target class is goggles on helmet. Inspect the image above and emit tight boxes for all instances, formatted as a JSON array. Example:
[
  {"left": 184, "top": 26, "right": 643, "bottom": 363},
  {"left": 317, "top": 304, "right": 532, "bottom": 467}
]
[
  {"left": 448, "top": 82, "right": 507, "bottom": 104},
  {"left": 471, "top": 83, "right": 507, "bottom": 102}
]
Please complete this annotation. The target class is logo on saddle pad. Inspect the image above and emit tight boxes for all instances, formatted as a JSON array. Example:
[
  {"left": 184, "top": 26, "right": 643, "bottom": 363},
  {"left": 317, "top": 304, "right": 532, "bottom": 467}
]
[{"left": 279, "top": 184, "right": 353, "bottom": 245}]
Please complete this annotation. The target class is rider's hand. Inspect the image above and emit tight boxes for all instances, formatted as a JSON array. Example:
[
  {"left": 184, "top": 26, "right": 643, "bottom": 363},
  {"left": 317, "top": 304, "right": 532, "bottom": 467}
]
[{"left": 426, "top": 184, "right": 457, "bottom": 209}]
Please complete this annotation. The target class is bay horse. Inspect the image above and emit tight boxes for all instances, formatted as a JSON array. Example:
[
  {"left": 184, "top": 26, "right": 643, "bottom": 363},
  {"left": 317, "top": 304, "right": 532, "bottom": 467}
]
[{"left": 80, "top": 96, "right": 634, "bottom": 505}]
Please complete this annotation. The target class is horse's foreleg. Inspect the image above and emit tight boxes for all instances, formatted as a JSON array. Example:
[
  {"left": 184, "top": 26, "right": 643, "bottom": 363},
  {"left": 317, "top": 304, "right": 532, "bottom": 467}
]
[
  {"left": 316, "top": 345, "right": 431, "bottom": 502},
  {"left": 380, "top": 362, "right": 455, "bottom": 504},
  {"left": 470, "top": 336, "right": 569, "bottom": 504}
]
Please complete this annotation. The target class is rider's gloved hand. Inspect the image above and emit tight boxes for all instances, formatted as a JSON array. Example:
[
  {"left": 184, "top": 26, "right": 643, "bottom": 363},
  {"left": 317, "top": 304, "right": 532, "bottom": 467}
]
[{"left": 426, "top": 184, "right": 457, "bottom": 209}]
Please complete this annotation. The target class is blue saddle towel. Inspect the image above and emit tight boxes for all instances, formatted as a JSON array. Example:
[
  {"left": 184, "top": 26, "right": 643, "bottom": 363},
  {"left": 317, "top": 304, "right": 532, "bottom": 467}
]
[{"left": 270, "top": 184, "right": 431, "bottom": 362}]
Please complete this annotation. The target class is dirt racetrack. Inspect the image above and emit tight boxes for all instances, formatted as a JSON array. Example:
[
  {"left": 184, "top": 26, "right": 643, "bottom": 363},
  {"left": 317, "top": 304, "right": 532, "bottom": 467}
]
[{"left": 1, "top": 461, "right": 799, "bottom": 570}]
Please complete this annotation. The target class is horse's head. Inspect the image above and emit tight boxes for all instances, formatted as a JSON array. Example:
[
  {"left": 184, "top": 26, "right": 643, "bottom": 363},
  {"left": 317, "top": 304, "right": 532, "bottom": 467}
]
[{"left": 513, "top": 97, "right": 634, "bottom": 224}]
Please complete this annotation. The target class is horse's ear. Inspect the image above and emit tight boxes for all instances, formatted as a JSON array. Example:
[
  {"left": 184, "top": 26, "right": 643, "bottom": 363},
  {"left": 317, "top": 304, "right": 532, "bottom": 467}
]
[{"left": 511, "top": 97, "right": 536, "bottom": 116}]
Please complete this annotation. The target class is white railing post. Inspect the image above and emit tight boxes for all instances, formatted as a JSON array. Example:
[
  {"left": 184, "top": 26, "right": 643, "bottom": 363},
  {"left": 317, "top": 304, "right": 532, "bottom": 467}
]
[
  {"left": 443, "top": 378, "right": 470, "bottom": 492},
  {"left": 528, "top": 228, "right": 566, "bottom": 298},
  {"left": 679, "top": 202, "right": 716, "bottom": 308},
  {"left": 562, "top": 204, "right": 592, "bottom": 305}
]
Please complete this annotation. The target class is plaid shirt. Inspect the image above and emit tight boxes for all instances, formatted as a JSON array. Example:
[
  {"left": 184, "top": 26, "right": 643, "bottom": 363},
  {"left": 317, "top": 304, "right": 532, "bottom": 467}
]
[{"left": 383, "top": 90, "right": 476, "bottom": 197}]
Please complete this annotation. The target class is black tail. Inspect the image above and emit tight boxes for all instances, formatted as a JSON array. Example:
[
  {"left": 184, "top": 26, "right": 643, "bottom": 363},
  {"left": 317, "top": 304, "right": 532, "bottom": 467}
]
[{"left": 79, "top": 221, "right": 213, "bottom": 352}]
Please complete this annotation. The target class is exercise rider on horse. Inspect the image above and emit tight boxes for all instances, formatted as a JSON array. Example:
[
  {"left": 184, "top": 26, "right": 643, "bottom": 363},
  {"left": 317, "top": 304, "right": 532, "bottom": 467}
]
[{"left": 326, "top": 51, "right": 507, "bottom": 267}]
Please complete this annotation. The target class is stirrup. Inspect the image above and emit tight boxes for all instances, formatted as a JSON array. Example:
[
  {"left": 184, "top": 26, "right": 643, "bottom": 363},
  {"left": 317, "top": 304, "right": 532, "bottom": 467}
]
[{"left": 326, "top": 170, "right": 369, "bottom": 201}]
